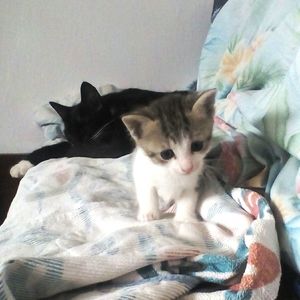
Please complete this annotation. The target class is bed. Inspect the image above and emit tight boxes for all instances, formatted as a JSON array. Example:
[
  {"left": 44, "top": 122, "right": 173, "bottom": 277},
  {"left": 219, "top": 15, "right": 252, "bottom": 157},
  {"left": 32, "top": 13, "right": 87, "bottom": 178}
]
[{"left": 1, "top": 0, "right": 300, "bottom": 299}]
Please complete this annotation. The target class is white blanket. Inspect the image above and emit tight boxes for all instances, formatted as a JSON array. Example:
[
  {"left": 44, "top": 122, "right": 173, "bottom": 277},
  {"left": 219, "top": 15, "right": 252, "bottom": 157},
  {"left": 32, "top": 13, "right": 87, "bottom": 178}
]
[{"left": 0, "top": 155, "right": 280, "bottom": 299}]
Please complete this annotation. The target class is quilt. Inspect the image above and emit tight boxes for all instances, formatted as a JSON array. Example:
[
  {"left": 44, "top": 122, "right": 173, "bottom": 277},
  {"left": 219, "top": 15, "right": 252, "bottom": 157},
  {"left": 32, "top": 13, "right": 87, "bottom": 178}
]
[{"left": 198, "top": 0, "right": 300, "bottom": 275}]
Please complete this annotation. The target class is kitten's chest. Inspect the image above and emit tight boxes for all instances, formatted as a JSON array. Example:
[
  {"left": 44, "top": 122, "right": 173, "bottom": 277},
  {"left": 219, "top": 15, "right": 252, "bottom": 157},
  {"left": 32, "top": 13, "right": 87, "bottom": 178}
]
[{"left": 155, "top": 173, "right": 197, "bottom": 202}]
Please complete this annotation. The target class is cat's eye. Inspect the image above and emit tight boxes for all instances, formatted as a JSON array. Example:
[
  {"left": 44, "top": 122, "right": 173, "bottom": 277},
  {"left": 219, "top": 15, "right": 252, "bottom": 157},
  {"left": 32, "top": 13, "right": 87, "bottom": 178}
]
[
  {"left": 191, "top": 141, "right": 204, "bottom": 152},
  {"left": 160, "top": 149, "right": 175, "bottom": 160}
]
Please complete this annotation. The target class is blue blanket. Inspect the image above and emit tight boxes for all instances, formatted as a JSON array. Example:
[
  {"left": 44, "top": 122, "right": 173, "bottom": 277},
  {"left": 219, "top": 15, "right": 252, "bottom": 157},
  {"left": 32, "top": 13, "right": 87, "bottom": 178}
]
[{"left": 198, "top": 0, "right": 300, "bottom": 273}]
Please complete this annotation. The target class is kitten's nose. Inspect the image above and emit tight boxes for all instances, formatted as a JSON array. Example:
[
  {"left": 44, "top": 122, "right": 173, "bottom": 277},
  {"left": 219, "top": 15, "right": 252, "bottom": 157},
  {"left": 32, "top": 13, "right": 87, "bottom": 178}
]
[{"left": 181, "top": 165, "right": 193, "bottom": 174}]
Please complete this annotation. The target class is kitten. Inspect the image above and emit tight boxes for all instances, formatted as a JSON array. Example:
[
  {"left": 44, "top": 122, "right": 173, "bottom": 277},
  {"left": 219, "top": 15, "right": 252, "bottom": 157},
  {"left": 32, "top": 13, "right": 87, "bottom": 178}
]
[
  {"left": 10, "top": 82, "right": 174, "bottom": 177},
  {"left": 122, "top": 89, "right": 216, "bottom": 222}
]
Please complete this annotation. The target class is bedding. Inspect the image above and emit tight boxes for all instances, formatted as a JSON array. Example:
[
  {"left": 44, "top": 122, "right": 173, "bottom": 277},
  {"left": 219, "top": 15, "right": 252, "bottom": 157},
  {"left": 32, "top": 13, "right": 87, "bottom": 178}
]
[
  {"left": 198, "top": 0, "right": 300, "bottom": 275},
  {"left": 0, "top": 120, "right": 280, "bottom": 299}
]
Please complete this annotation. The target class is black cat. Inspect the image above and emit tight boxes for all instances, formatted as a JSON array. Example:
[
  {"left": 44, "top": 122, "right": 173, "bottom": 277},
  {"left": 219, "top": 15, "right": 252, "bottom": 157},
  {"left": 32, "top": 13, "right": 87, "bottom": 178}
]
[{"left": 11, "top": 82, "right": 185, "bottom": 177}]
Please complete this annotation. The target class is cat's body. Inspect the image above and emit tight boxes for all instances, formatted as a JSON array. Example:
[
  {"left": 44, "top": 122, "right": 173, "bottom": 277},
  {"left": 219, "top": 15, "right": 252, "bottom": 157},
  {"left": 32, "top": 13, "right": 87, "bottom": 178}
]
[
  {"left": 122, "top": 90, "right": 216, "bottom": 222},
  {"left": 11, "top": 82, "right": 181, "bottom": 177},
  {"left": 49, "top": 83, "right": 175, "bottom": 148}
]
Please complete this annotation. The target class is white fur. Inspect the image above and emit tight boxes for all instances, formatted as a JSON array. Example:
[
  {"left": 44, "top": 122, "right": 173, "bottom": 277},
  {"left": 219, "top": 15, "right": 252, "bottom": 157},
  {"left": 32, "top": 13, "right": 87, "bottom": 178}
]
[
  {"left": 168, "top": 137, "right": 202, "bottom": 175},
  {"left": 133, "top": 137, "right": 208, "bottom": 222},
  {"left": 10, "top": 160, "right": 33, "bottom": 178}
]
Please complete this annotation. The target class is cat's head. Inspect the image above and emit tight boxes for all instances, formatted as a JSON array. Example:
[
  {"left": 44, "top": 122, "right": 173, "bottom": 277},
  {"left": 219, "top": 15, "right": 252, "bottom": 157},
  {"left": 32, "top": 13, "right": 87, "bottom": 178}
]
[
  {"left": 122, "top": 90, "right": 216, "bottom": 175},
  {"left": 49, "top": 82, "right": 111, "bottom": 145}
]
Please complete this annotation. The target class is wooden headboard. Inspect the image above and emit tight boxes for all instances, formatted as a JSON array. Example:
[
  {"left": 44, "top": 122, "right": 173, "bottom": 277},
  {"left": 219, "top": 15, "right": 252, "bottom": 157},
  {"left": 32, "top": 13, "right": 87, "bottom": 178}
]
[{"left": 0, "top": 154, "right": 25, "bottom": 224}]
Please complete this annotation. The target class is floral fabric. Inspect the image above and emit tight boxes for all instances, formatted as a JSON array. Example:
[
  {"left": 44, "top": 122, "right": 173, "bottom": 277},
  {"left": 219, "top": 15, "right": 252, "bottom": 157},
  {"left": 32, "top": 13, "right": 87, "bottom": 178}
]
[{"left": 198, "top": 0, "right": 300, "bottom": 272}]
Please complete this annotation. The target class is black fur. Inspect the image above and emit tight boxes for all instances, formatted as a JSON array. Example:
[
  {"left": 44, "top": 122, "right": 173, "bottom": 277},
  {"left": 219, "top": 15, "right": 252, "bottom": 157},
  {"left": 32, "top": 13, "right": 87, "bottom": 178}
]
[{"left": 26, "top": 82, "right": 173, "bottom": 165}]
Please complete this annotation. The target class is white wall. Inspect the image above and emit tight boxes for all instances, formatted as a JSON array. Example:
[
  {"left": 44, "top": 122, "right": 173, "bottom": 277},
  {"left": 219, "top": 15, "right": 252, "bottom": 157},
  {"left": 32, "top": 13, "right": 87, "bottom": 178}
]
[{"left": 0, "top": 0, "right": 213, "bottom": 153}]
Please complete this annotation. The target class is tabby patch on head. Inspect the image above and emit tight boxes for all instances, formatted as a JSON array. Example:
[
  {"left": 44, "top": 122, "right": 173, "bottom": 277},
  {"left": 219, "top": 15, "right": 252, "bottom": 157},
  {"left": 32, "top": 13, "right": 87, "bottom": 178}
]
[{"left": 122, "top": 89, "right": 215, "bottom": 175}]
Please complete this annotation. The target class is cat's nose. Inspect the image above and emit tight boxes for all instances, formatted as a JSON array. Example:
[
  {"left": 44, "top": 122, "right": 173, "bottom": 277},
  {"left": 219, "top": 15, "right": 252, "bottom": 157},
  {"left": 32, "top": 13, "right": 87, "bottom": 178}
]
[
  {"left": 179, "top": 159, "right": 193, "bottom": 174},
  {"left": 181, "top": 165, "right": 193, "bottom": 174}
]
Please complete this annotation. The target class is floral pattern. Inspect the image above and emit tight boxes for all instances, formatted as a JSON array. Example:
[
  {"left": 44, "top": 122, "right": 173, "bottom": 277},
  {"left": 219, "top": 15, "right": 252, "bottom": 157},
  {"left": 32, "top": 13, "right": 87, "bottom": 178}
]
[{"left": 198, "top": 0, "right": 300, "bottom": 272}]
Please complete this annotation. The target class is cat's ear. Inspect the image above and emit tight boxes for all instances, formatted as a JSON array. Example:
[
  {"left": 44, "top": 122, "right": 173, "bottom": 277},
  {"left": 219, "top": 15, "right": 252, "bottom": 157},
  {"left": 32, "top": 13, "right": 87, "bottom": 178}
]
[
  {"left": 80, "top": 81, "right": 103, "bottom": 109},
  {"left": 49, "top": 102, "right": 70, "bottom": 120},
  {"left": 122, "top": 114, "right": 153, "bottom": 140},
  {"left": 192, "top": 89, "right": 216, "bottom": 118}
]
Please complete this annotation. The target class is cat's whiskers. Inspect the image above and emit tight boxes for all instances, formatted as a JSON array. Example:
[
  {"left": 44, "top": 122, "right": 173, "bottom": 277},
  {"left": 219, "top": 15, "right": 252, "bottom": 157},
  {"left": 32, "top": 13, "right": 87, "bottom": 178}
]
[{"left": 89, "top": 119, "right": 117, "bottom": 141}]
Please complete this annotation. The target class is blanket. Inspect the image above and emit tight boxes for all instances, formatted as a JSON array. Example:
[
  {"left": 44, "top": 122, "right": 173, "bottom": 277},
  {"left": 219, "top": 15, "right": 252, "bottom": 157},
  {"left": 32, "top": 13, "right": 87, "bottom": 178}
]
[
  {"left": 198, "top": 0, "right": 300, "bottom": 275},
  {"left": 0, "top": 119, "right": 281, "bottom": 299}
]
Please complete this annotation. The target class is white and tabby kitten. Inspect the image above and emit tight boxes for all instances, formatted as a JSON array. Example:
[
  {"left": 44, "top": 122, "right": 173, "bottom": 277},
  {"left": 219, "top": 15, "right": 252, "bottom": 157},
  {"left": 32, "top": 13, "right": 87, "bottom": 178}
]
[{"left": 122, "top": 89, "right": 216, "bottom": 222}]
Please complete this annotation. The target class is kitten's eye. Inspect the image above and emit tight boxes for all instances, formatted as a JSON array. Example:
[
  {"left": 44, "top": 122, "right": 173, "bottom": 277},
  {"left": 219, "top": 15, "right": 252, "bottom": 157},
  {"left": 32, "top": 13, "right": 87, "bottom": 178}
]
[
  {"left": 160, "top": 149, "right": 175, "bottom": 160},
  {"left": 191, "top": 141, "right": 204, "bottom": 152}
]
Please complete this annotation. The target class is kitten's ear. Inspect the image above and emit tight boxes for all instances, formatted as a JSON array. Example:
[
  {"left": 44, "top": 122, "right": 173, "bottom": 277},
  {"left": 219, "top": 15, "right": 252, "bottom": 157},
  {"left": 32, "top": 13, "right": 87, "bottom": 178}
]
[
  {"left": 49, "top": 102, "right": 70, "bottom": 120},
  {"left": 192, "top": 89, "right": 216, "bottom": 118},
  {"left": 122, "top": 114, "right": 153, "bottom": 140},
  {"left": 80, "top": 81, "right": 103, "bottom": 109}
]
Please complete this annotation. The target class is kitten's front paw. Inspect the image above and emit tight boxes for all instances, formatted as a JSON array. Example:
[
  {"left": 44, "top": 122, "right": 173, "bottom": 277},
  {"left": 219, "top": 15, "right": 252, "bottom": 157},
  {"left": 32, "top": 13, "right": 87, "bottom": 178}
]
[
  {"left": 138, "top": 209, "right": 160, "bottom": 222},
  {"left": 10, "top": 160, "right": 33, "bottom": 178}
]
